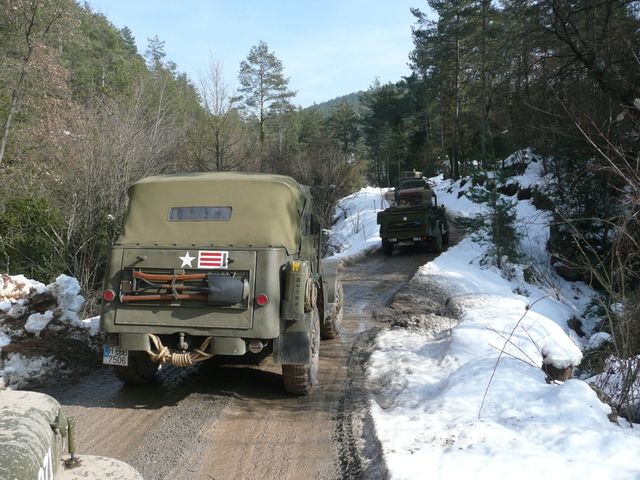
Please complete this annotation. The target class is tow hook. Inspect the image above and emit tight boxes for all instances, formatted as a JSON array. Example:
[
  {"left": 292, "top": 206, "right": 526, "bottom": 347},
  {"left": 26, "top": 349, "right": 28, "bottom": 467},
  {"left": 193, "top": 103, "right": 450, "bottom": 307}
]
[
  {"left": 248, "top": 340, "right": 265, "bottom": 354},
  {"left": 178, "top": 332, "right": 189, "bottom": 351}
]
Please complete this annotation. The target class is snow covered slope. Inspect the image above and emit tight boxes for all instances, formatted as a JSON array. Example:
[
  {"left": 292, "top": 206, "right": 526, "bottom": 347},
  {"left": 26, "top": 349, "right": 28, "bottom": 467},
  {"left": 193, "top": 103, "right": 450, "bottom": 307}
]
[{"left": 327, "top": 157, "right": 640, "bottom": 478}]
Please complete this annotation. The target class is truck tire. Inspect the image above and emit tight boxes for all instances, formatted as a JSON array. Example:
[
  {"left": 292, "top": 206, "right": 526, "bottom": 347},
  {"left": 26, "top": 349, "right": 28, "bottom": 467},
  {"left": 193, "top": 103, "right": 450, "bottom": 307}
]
[
  {"left": 282, "top": 308, "right": 320, "bottom": 395},
  {"left": 382, "top": 240, "right": 393, "bottom": 256},
  {"left": 113, "top": 351, "right": 159, "bottom": 384},
  {"left": 321, "top": 279, "right": 343, "bottom": 339}
]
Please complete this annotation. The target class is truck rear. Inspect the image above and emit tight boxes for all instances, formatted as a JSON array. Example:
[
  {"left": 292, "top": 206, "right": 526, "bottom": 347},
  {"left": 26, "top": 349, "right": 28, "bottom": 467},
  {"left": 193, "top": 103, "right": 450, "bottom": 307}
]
[
  {"left": 100, "top": 173, "right": 343, "bottom": 394},
  {"left": 377, "top": 175, "right": 449, "bottom": 255}
]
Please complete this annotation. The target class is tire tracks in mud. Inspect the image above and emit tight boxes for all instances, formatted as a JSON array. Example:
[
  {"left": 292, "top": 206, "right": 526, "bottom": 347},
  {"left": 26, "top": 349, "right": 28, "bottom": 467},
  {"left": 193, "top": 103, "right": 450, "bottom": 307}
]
[{"left": 334, "top": 327, "right": 388, "bottom": 480}]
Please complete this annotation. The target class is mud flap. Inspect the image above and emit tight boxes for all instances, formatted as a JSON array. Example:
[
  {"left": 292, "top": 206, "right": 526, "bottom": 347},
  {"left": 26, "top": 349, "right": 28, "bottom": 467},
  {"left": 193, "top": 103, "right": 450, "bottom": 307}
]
[
  {"left": 320, "top": 258, "right": 339, "bottom": 324},
  {"left": 273, "top": 331, "right": 311, "bottom": 365},
  {"left": 276, "top": 260, "right": 313, "bottom": 365}
]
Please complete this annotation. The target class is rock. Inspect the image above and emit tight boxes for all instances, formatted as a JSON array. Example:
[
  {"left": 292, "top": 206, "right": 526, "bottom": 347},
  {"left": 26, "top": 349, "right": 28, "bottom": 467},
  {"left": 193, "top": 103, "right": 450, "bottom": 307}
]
[
  {"left": 541, "top": 346, "right": 578, "bottom": 382},
  {"left": 28, "top": 292, "right": 57, "bottom": 313},
  {"left": 567, "top": 316, "right": 585, "bottom": 337},
  {"left": 497, "top": 183, "right": 519, "bottom": 196},
  {"left": 542, "top": 362, "right": 573, "bottom": 382},
  {"left": 531, "top": 190, "right": 554, "bottom": 210},
  {"left": 517, "top": 187, "right": 532, "bottom": 200}
]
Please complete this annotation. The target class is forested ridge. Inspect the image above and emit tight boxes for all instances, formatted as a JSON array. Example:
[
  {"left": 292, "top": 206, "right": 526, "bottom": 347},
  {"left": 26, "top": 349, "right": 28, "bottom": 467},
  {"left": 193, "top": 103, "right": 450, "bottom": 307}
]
[{"left": 1, "top": 0, "right": 639, "bottom": 320}]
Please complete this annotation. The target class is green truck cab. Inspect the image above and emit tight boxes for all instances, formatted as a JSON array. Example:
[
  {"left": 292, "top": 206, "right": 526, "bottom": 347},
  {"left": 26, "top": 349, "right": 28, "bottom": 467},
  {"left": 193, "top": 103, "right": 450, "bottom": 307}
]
[
  {"left": 100, "top": 173, "right": 342, "bottom": 395},
  {"left": 0, "top": 389, "right": 141, "bottom": 480},
  {"left": 377, "top": 173, "right": 449, "bottom": 255}
]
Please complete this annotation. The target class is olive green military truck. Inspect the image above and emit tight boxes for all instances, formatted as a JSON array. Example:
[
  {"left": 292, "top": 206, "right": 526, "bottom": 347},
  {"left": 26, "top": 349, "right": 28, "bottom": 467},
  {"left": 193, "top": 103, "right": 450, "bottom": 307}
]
[
  {"left": 377, "top": 173, "right": 449, "bottom": 255},
  {"left": 100, "top": 173, "right": 343, "bottom": 395},
  {"left": 0, "top": 389, "right": 142, "bottom": 480}
]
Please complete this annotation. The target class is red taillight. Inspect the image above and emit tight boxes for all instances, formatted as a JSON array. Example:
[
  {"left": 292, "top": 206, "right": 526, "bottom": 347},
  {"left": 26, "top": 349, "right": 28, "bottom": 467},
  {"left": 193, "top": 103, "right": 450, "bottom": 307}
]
[
  {"left": 255, "top": 294, "right": 269, "bottom": 306},
  {"left": 103, "top": 290, "right": 116, "bottom": 302}
]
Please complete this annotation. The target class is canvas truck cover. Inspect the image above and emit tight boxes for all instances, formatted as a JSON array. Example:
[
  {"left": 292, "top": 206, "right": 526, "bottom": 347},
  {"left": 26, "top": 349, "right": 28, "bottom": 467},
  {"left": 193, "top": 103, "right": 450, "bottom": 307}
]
[{"left": 117, "top": 172, "right": 310, "bottom": 253}]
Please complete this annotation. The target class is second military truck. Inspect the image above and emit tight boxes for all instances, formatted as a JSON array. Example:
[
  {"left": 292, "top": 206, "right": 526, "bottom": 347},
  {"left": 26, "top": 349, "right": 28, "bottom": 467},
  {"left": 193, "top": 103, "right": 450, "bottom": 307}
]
[
  {"left": 100, "top": 173, "right": 343, "bottom": 395},
  {"left": 377, "top": 172, "right": 449, "bottom": 255}
]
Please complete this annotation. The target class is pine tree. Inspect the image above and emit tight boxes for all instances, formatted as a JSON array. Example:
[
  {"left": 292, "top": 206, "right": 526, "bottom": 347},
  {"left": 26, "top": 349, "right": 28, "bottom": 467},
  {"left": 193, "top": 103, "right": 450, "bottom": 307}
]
[
  {"left": 120, "top": 26, "right": 137, "bottom": 55},
  {"left": 326, "top": 102, "right": 360, "bottom": 163},
  {"left": 464, "top": 174, "right": 521, "bottom": 270},
  {"left": 237, "top": 40, "right": 295, "bottom": 169},
  {"left": 145, "top": 35, "right": 166, "bottom": 71}
]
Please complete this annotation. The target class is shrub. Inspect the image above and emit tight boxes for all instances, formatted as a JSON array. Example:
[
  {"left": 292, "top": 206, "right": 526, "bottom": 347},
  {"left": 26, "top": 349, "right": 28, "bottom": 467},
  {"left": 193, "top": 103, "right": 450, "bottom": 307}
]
[{"left": 0, "top": 196, "right": 65, "bottom": 282}]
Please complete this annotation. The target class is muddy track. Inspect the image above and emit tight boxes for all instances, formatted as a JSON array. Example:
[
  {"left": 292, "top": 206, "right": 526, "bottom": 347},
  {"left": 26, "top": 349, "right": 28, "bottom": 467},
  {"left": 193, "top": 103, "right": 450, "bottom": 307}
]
[{"left": 40, "top": 246, "right": 438, "bottom": 480}]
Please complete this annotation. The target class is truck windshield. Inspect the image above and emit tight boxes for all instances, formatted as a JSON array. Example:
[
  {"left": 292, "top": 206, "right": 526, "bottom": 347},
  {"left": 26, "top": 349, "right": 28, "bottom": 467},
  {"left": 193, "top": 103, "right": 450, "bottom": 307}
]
[
  {"left": 168, "top": 206, "right": 232, "bottom": 221},
  {"left": 399, "top": 179, "right": 426, "bottom": 189}
]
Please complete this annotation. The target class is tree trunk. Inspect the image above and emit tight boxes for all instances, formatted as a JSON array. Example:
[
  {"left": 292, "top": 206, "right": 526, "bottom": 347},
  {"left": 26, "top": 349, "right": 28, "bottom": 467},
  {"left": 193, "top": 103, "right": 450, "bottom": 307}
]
[
  {"left": 0, "top": 63, "right": 29, "bottom": 167},
  {"left": 0, "top": 3, "right": 38, "bottom": 168}
]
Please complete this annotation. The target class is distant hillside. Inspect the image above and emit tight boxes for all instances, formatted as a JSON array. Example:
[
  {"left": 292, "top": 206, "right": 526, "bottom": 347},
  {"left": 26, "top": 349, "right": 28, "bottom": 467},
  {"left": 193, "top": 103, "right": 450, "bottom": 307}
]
[{"left": 305, "top": 91, "right": 365, "bottom": 115}]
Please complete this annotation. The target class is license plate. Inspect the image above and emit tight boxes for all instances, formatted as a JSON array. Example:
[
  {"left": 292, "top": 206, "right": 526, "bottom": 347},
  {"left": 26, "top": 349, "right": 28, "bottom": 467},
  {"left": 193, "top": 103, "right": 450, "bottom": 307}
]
[
  {"left": 398, "top": 241, "right": 415, "bottom": 246},
  {"left": 103, "top": 345, "right": 128, "bottom": 366}
]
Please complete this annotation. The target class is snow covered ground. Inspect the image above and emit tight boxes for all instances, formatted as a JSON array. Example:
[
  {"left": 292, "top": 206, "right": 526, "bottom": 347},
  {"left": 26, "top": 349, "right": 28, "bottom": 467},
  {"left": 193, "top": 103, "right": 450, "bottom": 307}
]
[{"left": 328, "top": 156, "right": 640, "bottom": 479}]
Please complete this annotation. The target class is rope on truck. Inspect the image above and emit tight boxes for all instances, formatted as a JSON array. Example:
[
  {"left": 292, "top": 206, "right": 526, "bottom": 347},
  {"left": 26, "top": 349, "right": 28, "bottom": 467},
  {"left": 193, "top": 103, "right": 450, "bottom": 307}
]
[{"left": 146, "top": 334, "right": 213, "bottom": 367}]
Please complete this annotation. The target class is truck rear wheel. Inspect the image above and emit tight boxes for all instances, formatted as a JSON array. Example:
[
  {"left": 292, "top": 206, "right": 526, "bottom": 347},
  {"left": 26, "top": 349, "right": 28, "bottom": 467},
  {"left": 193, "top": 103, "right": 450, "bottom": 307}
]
[
  {"left": 113, "top": 351, "right": 159, "bottom": 384},
  {"left": 321, "top": 279, "right": 343, "bottom": 339},
  {"left": 282, "top": 308, "right": 320, "bottom": 395},
  {"left": 382, "top": 240, "right": 393, "bottom": 256}
]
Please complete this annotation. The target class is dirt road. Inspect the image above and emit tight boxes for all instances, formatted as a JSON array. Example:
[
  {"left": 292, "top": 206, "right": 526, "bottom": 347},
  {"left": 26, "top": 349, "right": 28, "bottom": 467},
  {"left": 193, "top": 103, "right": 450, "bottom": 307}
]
[{"left": 42, "top": 248, "right": 435, "bottom": 480}]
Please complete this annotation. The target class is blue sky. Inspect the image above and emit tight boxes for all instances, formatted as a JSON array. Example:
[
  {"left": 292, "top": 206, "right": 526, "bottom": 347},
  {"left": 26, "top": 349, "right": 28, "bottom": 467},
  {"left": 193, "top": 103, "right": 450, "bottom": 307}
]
[{"left": 87, "top": 1, "right": 430, "bottom": 107}]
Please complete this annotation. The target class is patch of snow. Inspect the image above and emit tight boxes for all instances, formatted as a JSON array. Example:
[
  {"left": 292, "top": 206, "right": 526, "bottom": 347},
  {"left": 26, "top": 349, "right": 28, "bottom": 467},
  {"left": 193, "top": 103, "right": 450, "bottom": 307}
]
[
  {"left": 541, "top": 342, "right": 581, "bottom": 369},
  {"left": 610, "top": 302, "right": 624, "bottom": 316},
  {"left": 24, "top": 311, "right": 54, "bottom": 334},
  {"left": 49, "top": 274, "right": 85, "bottom": 327},
  {"left": 0, "top": 353, "right": 62, "bottom": 389},
  {"left": 587, "top": 331, "right": 612, "bottom": 349},
  {"left": 0, "top": 274, "right": 46, "bottom": 302},
  {"left": 7, "top": 302, "right": 28, "bottom": 319},
  {"left": 81, "top": 316, "right": 100, "bottom": 336},
  {"left": 370, "top": 237, "right": 640, "bottom": 477}
]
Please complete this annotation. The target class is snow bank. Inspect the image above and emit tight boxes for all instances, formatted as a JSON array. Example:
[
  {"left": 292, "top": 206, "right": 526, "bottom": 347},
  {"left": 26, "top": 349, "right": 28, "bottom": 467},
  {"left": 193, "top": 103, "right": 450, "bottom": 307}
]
[
  {"left": 0, "top": 274, "right": 89, "bottom": 340},
  {"left": 326, "top": 186, "right": 390, "bottom": 261},
  {"left": 370, "top": 236, "right": 640, "bottom": 478},
  {"left": 0, "top": 273, "right": 96, "bottom": 389}
]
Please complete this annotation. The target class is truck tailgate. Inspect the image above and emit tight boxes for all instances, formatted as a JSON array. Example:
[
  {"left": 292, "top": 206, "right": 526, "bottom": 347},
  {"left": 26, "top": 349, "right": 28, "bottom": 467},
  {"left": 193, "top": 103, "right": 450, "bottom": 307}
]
[{"left": 113, "top": 248, "right": 256, "bottom": 329}]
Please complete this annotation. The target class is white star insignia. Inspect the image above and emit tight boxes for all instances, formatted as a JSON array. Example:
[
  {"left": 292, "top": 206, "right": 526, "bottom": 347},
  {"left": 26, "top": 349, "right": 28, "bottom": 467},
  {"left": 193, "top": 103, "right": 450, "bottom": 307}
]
[{"left": 179, "top": 251, "right": 195, "bottom": 268}]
